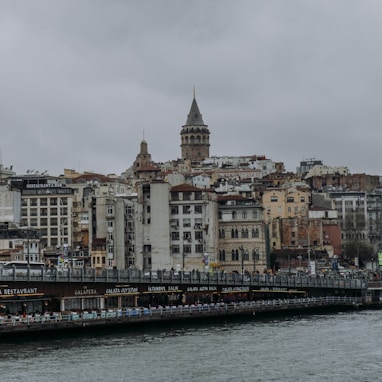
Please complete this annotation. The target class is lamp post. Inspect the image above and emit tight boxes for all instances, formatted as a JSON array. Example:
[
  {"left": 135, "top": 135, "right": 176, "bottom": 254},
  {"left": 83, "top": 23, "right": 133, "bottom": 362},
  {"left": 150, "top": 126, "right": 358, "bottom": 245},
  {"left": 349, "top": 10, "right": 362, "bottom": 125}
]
[
  {"left": 253, "top": 248, "right": 259, "bottom": 273},
  {"left": 305, "top": 225, "right": 311, "bottom": 274},
  {"left": 238, "top": 246, "right": 249, "bottom": 275},
  {"left": 23, "top": 228, "right": 39, "bottom": 264},
  {"left": 296, "top": 219, "right": 311, "bottom": 274}
]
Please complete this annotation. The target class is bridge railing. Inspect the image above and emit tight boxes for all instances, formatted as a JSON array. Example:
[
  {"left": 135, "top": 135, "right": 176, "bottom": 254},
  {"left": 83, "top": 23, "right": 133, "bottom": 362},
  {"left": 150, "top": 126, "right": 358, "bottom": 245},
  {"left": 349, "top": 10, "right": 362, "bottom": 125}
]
[
  {"left": 0, "top": 296, "right": 363, "bottom": 329},
  {"left": 0, "top": 267, "right": 368, "bottom": 290}
]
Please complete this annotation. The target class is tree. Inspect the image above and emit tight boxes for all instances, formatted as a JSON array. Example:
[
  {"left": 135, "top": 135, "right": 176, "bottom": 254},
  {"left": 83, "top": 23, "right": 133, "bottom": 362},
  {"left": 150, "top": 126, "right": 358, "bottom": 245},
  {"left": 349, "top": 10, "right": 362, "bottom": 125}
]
[{"left": 343, "top": 241, "right": 373, "bottom": 267}]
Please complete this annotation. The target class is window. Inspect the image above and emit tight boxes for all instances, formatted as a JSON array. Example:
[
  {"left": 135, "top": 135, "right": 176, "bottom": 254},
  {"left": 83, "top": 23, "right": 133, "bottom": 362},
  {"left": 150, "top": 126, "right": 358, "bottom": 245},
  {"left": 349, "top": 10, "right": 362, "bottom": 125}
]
[
  {"left": 270, "top": 196, "right": 278, "bottom": 202},
  {"left": 171, "top": 206, "right": 179, "bottom": 214},
  {"left": 183, "top": 205, "right": 191, "bottom": 214},
  {"left": 195, "top": 231, "right": 203, "bottom": 240},
  {"left": 59, "top": 207, "right": 68, "bottom": 217},
  {"left": 242, "top": 211, "right": 247, "bottom": 219},
  {"left": 219, "top": 250, "right": 226, "bottom": 261},
  {"left": 231, "top": 228, "right": 239, "bottom": 238},
  {"left": 252, "top": 228, "right": 259, "bottom": 238},
  {"left": 219, "top": 229, "right": 225, "bottom": 239},
  {"left": 183, "top": 192, "right": 191, "bottom": 201},
  {"left": 171, "top": 232, "right": 180, "bottom": 240},
  {"left": 183, "top": 218, "right": 191, "bottom": 227},
  {"left": 183, "top": 244, "right": 192, "bottom": 253},
  {"left": 287, "top": 197, "right": 294, "bottom": 203},
  {"left": 30, "top": 208, "right": 38, "bottom": 217},
  {"left": 107, "top": 221, "right": 113, "bottom": 228},
  {"left": 194, "top": 219, "right": 203, "bottom": 229},
  {"left": 242, "top": 228, "right": 249, "bottom": 238},
  {"left": 195, "top": 244, "right": 203, "bottom": 253},
  {"left": 183, "top": 232, "right": 192, "bottom": 241},
  {"left": 170, "top": 219, "right": 179, "bottom": 229},
  {"left": 172, "top": 193, "right": 179, "bottom": 201},
  {"left": 171, "top": 245, "right": 180, "bottom": 254},
  {"left": 195, "top": 205, "right": 203, "bottom": 214},
  {"left": 195, "top": 192, "right": 202, "bottom": 200},
  {"left": 231, "top": 250, "right": 239, "bottom": 261}
]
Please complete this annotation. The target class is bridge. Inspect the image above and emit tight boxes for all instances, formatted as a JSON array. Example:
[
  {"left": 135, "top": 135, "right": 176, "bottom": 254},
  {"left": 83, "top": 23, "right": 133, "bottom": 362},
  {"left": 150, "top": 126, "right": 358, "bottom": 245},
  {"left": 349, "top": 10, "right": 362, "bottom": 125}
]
[
  {"left": 0, "top": 268, "right": 367, "bottom": 310},
  {"left": 0, "top": 268, "right": 373, "bottom": 336}
]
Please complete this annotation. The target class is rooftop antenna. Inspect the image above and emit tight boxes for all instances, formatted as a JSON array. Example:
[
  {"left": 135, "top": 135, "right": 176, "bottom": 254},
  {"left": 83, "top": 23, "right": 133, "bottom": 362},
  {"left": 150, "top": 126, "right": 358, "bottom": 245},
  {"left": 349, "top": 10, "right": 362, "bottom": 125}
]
[{"left": 193, "top": 86, "right": 196, "bottom": 99}]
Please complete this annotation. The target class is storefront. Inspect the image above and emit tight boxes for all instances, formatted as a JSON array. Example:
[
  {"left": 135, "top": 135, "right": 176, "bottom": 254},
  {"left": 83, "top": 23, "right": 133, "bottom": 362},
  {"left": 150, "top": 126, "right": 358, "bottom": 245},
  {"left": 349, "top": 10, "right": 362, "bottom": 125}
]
[{"left": 0, "top": 285, "right": 50, "bottom": 315}]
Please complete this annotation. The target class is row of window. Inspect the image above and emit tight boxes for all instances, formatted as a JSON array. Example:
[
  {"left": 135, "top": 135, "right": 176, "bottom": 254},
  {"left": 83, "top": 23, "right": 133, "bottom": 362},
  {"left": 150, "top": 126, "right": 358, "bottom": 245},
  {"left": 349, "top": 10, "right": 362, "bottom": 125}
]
[
  {"left": 21, "top": 218, "right": 69, "bottom": 227},
  {"left": 171, "top": 205, "right": 203, "bottom": 214},
  {"left": 171, "top": 244, "right": 204, "bottom": 254},
  {"left": 171, "top": 231, "right": 204, "bottom": 241},
  {"left": 22, "top": 198, "right": 68, "bottom": 207},
  {"left": 171, "top": 192, "right": 203, "bottom": 202},
  {"left": 218, "top": 249, "right": 259, "bottom": 262},
  {"left": 170, "top": 218, "right": 203, "bottom": 229},
  {"left": 22, "top": 207, "right": 68, "bottom": 217},
  {"left": 218, "top": 210, "right": 260, "bottom": 220},
  {"left": 269, "top": 196, "right": 306, "bottom": 203},
  {"left": 219, "top": 227, "right": 260, "bottom": 239}
]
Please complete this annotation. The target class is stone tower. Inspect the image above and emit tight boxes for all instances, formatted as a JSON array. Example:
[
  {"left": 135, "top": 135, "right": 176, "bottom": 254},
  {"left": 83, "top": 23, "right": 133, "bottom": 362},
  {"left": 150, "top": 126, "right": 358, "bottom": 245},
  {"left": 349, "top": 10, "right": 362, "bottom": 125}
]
[
  {"left": 180, "top": 95, "right": 210, "bottom": 162},
  {"left": 133, "top": 138, "right": 152, "bottom": 174}
]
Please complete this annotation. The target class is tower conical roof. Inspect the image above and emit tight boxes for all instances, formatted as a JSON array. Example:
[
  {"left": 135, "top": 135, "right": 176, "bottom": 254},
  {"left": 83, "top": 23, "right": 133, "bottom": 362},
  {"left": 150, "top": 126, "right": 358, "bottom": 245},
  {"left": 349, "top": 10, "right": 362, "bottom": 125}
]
[{"left": 185, "top": 97, "right": 205, "bottom": 126}]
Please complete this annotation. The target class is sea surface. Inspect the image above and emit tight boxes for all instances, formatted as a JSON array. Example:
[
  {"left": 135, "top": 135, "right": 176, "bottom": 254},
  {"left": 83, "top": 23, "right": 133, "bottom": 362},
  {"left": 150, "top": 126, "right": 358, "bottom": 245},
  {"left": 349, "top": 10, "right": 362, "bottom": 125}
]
[{"left": 1, "top": 309, "right": 381, "bottom": 382}]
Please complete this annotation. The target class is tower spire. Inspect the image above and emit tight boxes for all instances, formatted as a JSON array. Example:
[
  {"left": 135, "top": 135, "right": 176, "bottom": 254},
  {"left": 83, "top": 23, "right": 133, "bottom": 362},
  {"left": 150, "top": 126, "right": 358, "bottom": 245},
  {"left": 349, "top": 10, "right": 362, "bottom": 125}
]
[{"left": 180, "top": 92, "right": 210, "bottom": 161}]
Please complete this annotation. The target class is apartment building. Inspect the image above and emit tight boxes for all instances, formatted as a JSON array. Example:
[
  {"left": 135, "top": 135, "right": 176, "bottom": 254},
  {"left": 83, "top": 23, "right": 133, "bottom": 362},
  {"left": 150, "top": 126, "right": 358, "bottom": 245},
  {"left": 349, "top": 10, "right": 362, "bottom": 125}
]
[
  {"left": 169, "top": 183, "right": 218, "bottom": 271},
  {"left": 10, "top": 175, "right": 73, "bottom": 248},
  {"left": 262, "top": 184, "right": 311, "bottom": 251},
  {"left": 217, "top": 194, "right": 266, "bottom": 273}
]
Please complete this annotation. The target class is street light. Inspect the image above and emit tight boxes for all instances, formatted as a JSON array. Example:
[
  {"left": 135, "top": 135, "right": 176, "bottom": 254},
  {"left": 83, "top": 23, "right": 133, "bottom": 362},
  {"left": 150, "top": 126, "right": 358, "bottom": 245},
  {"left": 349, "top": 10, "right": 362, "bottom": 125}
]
[
  {"left": 239, "top": 246, "right": 248, "bottom": 275},
  {"left": 253, "top": 248, "right": 259, "bottom": 273},
  {"left": 296, "top": 219, "right": 311, "bottom": 274}
]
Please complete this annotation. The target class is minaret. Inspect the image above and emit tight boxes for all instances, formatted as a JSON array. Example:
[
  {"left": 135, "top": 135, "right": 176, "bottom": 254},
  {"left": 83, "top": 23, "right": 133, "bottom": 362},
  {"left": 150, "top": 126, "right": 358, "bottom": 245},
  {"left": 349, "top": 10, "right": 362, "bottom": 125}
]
[{"left": 180, "top": 91, "right": 210, "bottom": 162}]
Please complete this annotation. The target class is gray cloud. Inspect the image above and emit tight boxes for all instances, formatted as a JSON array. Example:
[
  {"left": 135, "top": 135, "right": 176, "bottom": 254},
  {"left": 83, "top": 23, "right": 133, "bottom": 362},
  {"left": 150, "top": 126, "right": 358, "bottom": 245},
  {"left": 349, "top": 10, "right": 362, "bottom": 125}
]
[{"left": 1, "top": 0, "right": 382, "bottom": 176}]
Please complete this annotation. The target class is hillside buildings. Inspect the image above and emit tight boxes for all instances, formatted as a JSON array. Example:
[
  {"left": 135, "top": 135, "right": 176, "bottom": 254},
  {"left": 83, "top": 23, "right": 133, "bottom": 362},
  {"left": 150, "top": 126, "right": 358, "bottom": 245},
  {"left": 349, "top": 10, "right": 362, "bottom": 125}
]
[{"left": 0, "top": 94, "right": 381, "bottom": 274}]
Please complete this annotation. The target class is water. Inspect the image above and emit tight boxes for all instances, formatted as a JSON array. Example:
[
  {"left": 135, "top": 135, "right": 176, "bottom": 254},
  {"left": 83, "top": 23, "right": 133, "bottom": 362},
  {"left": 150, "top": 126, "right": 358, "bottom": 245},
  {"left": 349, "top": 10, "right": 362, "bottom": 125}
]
[{"left": 1, "top": 309, "right": 382, "bottom": 382}]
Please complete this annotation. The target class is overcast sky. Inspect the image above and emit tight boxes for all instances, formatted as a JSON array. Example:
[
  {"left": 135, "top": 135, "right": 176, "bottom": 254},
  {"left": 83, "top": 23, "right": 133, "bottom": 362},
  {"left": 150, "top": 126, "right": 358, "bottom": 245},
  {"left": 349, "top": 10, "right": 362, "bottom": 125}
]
[{"left": 1, "top": 1, "right": 382, "bottom": 177}]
